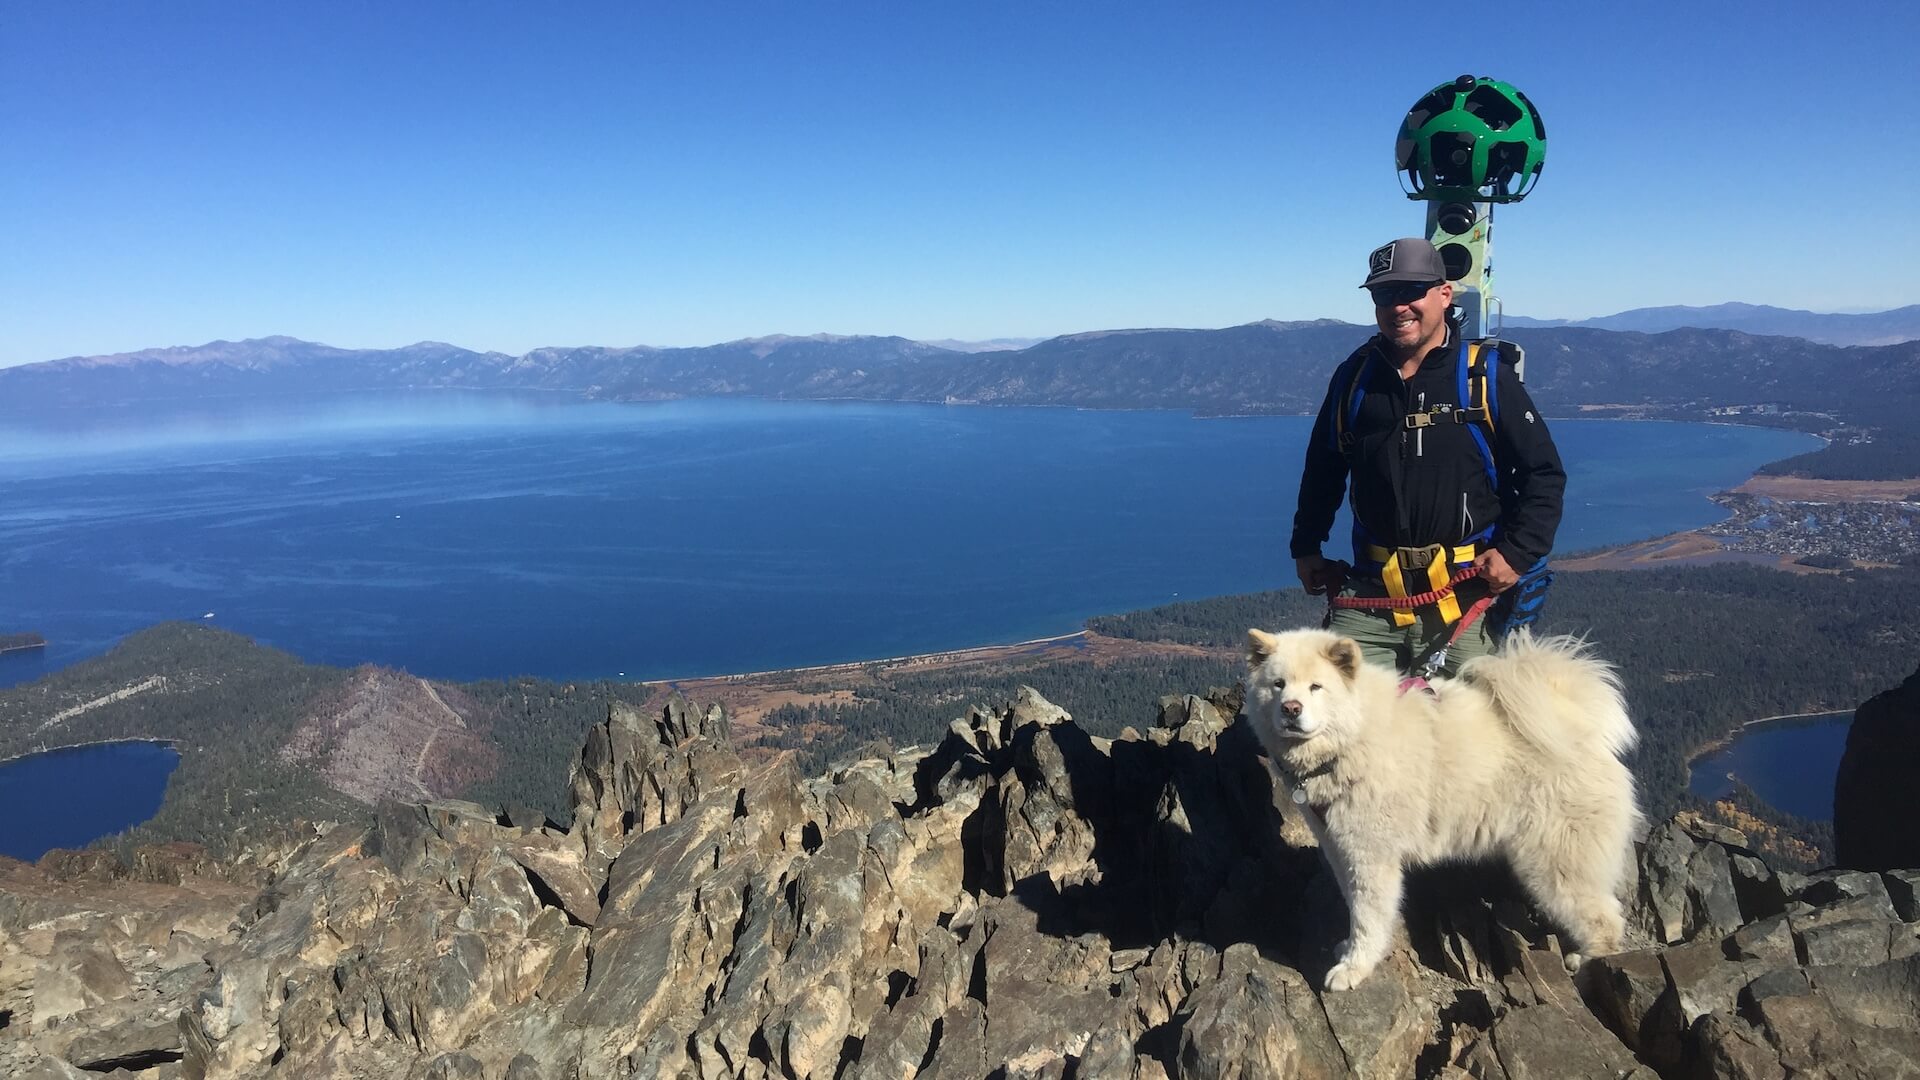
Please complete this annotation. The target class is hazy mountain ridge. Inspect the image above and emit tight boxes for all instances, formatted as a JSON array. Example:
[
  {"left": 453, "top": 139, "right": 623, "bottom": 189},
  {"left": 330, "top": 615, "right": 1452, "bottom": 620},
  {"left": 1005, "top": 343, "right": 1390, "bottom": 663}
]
[
  {"left": 1504, "top": 302, "right": 1920, "bottom": 346},
  {"left": 4, "top": 333, "right": 970, "bottom": 407},
  {"left": 10, "top": 323, "right": 1918, "bottom": 438}
]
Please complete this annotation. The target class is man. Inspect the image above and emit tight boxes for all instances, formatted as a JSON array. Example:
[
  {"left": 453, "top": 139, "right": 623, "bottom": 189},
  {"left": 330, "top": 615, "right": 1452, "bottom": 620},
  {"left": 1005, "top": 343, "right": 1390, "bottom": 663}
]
[{"left": 1290, "top": 238, "right": 1565, "bottom": 674}]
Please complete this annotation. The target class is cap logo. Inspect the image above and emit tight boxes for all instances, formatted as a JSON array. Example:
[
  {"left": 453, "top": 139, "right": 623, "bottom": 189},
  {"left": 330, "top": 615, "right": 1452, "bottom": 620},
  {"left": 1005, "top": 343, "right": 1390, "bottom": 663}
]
[{"left": 1369, "top": 243, "right": 1395, "bottom": 276}]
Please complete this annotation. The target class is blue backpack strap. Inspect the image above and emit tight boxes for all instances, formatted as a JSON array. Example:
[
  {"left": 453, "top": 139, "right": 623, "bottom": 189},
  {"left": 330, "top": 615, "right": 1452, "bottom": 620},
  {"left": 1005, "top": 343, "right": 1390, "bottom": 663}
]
[
  {"left": 1330, "top": 348, "right": 1373, "bottom": 455},
  {"left": 1481, "top": 341, "right": 1501, "bottom": 427},
  {"left": 1457, "top": 339, "right": 1497, "bottom": 488}
]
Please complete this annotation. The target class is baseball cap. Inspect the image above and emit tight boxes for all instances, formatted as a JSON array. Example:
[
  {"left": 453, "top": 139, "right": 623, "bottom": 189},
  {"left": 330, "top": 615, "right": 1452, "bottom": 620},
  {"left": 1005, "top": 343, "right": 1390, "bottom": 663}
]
[{"left": 1360, "top": 238, "right": 1447, "bottom": 289}]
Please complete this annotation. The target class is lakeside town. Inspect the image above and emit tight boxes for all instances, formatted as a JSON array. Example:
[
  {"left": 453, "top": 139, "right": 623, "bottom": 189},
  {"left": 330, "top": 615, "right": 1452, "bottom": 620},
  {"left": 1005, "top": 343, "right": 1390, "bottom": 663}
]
[{"left": 1702, "top": 478, "right": 1920, "bottom": 567}]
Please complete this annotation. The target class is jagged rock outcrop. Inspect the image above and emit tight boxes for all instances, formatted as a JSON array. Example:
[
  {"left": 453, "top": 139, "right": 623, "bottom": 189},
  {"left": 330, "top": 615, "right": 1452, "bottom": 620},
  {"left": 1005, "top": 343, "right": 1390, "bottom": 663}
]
[
  {"left": 1834, "top": 663, "right": 1920, "bottom": 871},
  {"left": 3, "top": 689, "right": 1918, "bottom": 1078}
]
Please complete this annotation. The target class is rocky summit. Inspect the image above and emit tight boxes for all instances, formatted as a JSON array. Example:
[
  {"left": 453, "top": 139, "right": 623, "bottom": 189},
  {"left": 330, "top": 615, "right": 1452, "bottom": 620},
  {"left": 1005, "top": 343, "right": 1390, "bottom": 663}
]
[{"left": 3, "top": 688, "right": 1919, "bottom": 1079}]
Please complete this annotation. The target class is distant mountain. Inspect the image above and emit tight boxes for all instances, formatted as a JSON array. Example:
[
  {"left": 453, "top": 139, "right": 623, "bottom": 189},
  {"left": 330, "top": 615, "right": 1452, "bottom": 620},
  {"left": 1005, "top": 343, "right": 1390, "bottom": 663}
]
[
  {"left": 6, "top": 333, "right": 964, "bottom": 409},
  {"left": 1502, "top": 303, "right": 1920, "bottom": 346},
  {"left": 917, "top": 336, "right": 1044, "bottom": 353},
  {"left": 8, "top": 323, "right": 1919, "bottom": 448}
]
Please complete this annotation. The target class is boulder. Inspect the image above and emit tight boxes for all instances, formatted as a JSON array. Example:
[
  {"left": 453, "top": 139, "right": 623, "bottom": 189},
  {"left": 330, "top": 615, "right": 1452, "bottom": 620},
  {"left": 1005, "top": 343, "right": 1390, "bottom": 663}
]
[{"left": 1834, "top": 663, "right": 1920, "bottom": 871}]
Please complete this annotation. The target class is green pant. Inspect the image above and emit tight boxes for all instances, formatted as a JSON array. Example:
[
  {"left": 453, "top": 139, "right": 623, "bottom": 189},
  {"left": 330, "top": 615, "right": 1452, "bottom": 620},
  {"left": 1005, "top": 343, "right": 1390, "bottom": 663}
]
[{"left": 1325, "top": 577, "right": 1498, "bottom": 676}]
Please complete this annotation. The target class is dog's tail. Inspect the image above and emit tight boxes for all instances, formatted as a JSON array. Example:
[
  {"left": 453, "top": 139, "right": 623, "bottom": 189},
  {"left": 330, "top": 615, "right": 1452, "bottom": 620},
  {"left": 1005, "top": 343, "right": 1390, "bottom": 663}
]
[{"left": 1459, "top": 630, "right": 1637, "bottom": 761}]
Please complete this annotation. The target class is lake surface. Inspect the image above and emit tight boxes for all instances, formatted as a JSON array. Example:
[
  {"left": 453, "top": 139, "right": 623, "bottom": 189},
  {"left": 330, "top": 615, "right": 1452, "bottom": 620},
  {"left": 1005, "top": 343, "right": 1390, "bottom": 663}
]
[
  {"left": 0, "top": 394, "right": 1821, "bottom": 686},
  {"left": 1688, "top": 713, "right": 1851, "bottom": 822},
  {"left": 0, "top": 740, "right": 180, "bottom": 861}
]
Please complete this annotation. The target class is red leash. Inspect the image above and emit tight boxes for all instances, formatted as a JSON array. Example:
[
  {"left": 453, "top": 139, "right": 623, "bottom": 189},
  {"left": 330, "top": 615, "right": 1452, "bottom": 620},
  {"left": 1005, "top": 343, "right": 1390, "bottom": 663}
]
[
  {"left": 1323, "top": 562, "right": 1496, "bottom": 682},
  {"left": 1325, "top": 563, "right": 1482, "bottom": 612}
]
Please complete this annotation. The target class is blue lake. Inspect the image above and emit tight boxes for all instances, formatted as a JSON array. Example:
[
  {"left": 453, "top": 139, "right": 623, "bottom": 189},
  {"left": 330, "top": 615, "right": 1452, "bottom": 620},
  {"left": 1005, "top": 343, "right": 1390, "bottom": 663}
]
[
  {"left": 0, "top": 740, "right": 180, "bottom": 861},
  {"left": 1688, "top": 713, "right": 1852, "bottom": 822},
  {"left": 0, "top": 394, "right": 1821, "bottom": 686}
]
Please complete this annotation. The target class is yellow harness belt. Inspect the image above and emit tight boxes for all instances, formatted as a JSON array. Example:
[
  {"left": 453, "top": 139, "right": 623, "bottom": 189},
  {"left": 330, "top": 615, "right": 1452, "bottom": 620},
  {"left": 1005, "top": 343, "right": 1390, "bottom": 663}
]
[{"left": 1363, "top": 542, "right": 1479, "bottom": 627}]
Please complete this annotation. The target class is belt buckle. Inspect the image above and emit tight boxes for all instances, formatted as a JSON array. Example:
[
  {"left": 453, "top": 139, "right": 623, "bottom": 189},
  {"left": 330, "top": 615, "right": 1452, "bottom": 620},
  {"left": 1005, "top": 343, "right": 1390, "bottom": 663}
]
[{"left": 1396, "top": 544, "right": 1442, "bottom": 571}]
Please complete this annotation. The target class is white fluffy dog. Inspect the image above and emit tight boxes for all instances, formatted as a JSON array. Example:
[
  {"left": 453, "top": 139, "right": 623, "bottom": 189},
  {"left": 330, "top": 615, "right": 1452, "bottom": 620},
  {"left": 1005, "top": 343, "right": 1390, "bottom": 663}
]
[{"left": 1243, "top": 627, "right": 1642, "bottom": 990}]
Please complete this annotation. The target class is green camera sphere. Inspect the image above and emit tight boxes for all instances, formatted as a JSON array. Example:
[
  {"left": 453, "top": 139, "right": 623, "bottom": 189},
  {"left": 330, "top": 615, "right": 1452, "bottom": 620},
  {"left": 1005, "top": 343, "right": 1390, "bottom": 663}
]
[{"left": 1396, "top": 75, "right": 1546, "bottom": 203}]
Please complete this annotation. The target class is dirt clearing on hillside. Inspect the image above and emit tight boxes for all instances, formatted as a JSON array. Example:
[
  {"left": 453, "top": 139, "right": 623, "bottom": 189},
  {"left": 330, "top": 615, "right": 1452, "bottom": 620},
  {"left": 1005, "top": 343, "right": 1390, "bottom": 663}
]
[{"left": 635, "top": 631, "right": 1232, "bottom": 729}]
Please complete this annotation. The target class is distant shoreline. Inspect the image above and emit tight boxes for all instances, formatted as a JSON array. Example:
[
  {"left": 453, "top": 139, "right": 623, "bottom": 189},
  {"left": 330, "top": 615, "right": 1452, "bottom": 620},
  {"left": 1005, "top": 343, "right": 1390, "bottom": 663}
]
[
  {"left": 645, "top": 631, "right": 1088, "bottom": 685},
  {"left": 0, "top": 735, "right": 178, "bottom": 767},
  {"left": 1686, "top": 709, "right": 1851, "bottom": 765}
]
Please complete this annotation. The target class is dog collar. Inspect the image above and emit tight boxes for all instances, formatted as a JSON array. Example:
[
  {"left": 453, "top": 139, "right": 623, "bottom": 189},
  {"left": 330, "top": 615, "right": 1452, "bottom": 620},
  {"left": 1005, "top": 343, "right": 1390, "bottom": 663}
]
[{"left": 1276, "top": 756, "right": 1337, "bottom": 809}]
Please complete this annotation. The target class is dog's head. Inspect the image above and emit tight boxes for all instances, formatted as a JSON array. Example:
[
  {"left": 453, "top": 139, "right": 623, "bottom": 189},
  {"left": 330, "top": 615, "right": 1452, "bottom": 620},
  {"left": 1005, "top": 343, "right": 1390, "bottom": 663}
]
[{"left": 1244, "top": 628, "right": 1363, "bottom": 742}]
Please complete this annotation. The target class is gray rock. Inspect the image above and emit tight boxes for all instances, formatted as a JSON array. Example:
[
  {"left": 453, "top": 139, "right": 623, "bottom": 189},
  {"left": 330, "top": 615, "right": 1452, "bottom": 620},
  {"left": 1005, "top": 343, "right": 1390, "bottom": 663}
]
[
  {"left": 420, "top": 1051, "right": 486, "bottom": 1079},
  {"left": 1586, "top": 948, "right": 1683, "bottom": 1071},
  {"left": 968, "top": 898, "right": 1127, "bottom": 1071},
  {"left": 1729, "top": 850, "right": 1788, "bottom": 922},
  {"left": 1748, "top": 985, "right": 1920, "bottom": 1077},
  {"left": 1174, "top": 944, "right": 1346, "bottom": 1079},
  {"left": 1883, "top": 868, "right": 1919, "bottom": 922},
  {"left": 1637, "top": 820, "right": 1696, "bottom": 944},
  {"left": 1797, "top": 919, "right": 1899, "bottom": 967},
  {"left": 13, "top": 1059, "right": 92, "bottom": 1080},
  {"left": 919, "top": 998, "right": 988, "bottom": 1080},
  {"left": 1726, "top": 913, "right": 1796, "bottom": 962},
  {"left": 1807, "top": 953, "right": 1920, "bottom": 1032},
  {"left": 1689, "top": 841, "right": 1746, "bottom": 938},
  {"left": 502, "top": 1053, "right": 548, "bottom": 1080},
  {"left": 1459, "top": 998, "right": 1642, "bottom": 1080},
  {"left": 1686, "top": 1011, "right": 1790, "bottom": 1080},
  {"left": 1797, "top": 868, "right": 1893, "bottom": 908},
  {"left": 1741, "top": 966, "right": 1812, "bottom": 1007},
  {"left": 62, "top": 1017, "right": 183, "bottom": 1072},
  {"left": 32, "top": 932, "right": 134, "bottom": 1024},
  {"left": 1317, "top": 948, "right": 1431, "bottom": 1077}
]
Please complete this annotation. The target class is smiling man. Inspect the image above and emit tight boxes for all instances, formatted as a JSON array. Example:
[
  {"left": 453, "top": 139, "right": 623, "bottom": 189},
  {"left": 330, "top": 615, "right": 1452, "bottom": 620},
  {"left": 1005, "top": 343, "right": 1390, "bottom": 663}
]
[{"left": 1289, "top": 238, "right": 1566, "bottom": 674}]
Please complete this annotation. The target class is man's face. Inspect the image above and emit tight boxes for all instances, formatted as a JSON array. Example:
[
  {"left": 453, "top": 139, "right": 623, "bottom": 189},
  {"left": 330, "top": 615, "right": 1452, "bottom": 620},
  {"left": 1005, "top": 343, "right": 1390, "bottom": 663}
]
[{"left": 1371, "top": 280, "right": 1452, "bottom": 356}]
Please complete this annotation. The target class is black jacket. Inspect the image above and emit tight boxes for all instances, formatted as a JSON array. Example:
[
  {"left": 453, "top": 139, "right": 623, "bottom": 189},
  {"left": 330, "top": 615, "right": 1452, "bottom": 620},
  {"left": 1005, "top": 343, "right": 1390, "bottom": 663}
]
[{"left": 1289, "top": 326, "right": 1566, "bottom": 572}]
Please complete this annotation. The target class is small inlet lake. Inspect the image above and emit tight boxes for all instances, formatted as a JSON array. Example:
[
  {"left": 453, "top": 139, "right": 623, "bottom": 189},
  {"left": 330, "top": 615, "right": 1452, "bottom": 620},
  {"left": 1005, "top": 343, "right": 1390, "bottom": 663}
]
[
  {"left": 0, "top": 740, "right": 179, "bottom": 862},
  {"left": 1688, "top": 712, "right": 1852, "bottom": 822}
]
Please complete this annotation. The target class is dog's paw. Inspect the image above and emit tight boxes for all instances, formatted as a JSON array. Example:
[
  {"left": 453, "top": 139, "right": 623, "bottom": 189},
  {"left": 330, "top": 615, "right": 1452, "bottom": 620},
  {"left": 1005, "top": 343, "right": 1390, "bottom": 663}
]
[{"left": 1323, "top": 958, "right": 1373, "bottom": 991}]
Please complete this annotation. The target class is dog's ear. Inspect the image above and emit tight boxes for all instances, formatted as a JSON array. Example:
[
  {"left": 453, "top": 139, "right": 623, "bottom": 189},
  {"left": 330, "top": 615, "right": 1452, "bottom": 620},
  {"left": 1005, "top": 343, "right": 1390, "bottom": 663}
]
[
  {"left": 1246, "top": 629, "right": 1280, "bottom": 664},
  {"left": 1325, "top": 637, "right": 1362, "bottom": 681}
]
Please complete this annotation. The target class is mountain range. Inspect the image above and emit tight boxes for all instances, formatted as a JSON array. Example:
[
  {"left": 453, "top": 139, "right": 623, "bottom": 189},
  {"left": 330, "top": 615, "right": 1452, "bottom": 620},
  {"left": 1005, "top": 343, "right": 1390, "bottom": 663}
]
[
  {"left": 8, "top": 321, "right": 1918, "bottom": 437},
  {"left": 1501, "top": 302, "right": 1920, "bottom": 346}
]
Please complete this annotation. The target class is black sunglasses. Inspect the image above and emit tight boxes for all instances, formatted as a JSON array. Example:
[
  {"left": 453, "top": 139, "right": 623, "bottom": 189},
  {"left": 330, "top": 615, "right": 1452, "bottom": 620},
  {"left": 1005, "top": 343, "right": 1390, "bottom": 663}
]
[{"left": 1368, "top": 282, "right": 1439, "bottom": 307}]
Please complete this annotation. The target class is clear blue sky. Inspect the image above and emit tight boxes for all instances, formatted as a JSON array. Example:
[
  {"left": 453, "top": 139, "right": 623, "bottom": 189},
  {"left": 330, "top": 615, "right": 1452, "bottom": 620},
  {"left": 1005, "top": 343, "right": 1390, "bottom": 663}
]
[{"left": 3, "top": 1, "right": 1916, "bottom": 365}]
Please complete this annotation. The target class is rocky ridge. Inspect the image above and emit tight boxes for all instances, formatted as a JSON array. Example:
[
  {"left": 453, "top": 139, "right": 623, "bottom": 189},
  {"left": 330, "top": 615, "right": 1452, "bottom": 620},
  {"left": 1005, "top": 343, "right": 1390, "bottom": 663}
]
[{"left": 3, "top": 688, "right": 1918, "bottom": 1078}]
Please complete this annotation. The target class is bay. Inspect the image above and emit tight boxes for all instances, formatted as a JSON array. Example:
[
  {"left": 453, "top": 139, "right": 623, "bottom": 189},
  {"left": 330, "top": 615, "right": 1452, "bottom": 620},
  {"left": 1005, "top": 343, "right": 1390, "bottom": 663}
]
[
  {"left": 0, "top": 740, "right": 180, "bottom": 861},
  {"left": 1688, "top": 713, "right": 1851, "bottom": 822},
  {"left": 0, "top": 395, "right": 1821, "bottom": 686}
]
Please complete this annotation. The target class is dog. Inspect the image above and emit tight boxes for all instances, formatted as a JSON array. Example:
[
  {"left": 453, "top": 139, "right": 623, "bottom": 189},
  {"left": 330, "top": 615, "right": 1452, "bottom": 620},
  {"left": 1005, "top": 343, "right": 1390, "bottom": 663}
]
[{"left": 1243, "top": 627, "right": 1642, "bottom": 990}]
